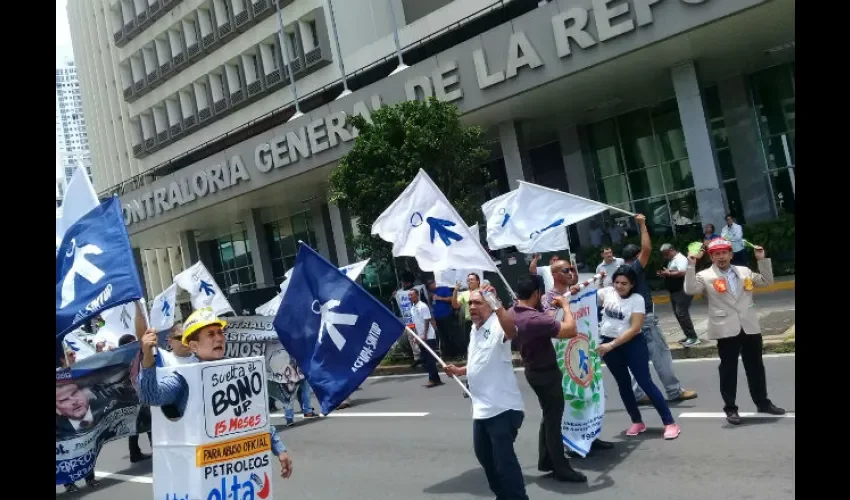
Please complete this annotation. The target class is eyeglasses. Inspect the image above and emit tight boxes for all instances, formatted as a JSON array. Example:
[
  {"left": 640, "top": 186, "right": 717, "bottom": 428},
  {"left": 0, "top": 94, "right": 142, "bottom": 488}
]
[{"left": 559, "top": 267, "right": 576, "bottom": 274}]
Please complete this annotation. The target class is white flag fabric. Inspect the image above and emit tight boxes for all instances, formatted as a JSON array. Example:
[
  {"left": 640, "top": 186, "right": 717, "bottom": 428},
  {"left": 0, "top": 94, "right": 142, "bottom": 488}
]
[
  {"left": 482, "top": 181, "right": 611, "bottom": 253},
  {"left": 256, "top": 258, "right": 372, "bottom": 316},
  {"left": 149, "top": 283, "right": 178, "bottom": 332},
  {"left": 173, "top": 261, "right": 235, "bottom": 316},
  {"left": 100, "top": 301, "right": 138, "bottom": 339},
  {"left": 56, "top": 167, "right": 99, "bottom": 252},
  {"left": 63, "top": 332, "right": 97, "bottom": 361},
  {"left": 372, "top": 169, "right": 497, "bottom": 272}
]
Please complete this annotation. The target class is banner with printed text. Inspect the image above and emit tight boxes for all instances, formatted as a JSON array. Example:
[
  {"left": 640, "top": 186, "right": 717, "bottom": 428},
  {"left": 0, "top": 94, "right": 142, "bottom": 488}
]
[{"left": 553, "top": 288, "right": 604, "bottom": 457}]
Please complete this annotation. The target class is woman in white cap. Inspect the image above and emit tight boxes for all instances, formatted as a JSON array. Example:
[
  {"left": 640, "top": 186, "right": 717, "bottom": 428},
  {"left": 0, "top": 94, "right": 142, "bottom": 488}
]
[{"left": 137, "top": 307, "right": 293, "bottom": 478}]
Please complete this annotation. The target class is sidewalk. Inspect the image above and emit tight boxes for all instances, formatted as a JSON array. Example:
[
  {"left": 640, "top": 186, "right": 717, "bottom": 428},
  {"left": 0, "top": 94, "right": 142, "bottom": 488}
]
[{"left": 373, "top": 283, "right": 795, "bottom": 376}]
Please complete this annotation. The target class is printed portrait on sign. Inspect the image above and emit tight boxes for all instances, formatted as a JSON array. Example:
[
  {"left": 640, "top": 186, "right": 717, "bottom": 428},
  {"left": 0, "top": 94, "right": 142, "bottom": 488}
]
[{"left": 55, "top": 364, "right": 140, "bottom": 441}]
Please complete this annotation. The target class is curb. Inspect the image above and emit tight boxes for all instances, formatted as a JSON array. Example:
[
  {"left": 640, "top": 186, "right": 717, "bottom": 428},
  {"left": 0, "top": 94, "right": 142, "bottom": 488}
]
[
  {"left": 651, "top": 280, "right": 795, "bottom": 305},
  {"left": 372, "top": 329, "right": 795, "bottom": 377}
]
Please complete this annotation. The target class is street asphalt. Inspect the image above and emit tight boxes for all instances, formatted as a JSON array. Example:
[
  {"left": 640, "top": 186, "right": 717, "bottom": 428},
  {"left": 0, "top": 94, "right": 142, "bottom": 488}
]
[{"left": 58, "top": 354, "right": 796, "bottom": 500}]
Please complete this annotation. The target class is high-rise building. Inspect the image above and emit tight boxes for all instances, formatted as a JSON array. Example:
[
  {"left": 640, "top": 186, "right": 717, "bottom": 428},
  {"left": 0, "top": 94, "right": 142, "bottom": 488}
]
[
  {"left": 68, "top": 0, "right": 794, "bottom": 308},
  {"left": 56, "top": 58, "right": 93, "bottom": 204}
]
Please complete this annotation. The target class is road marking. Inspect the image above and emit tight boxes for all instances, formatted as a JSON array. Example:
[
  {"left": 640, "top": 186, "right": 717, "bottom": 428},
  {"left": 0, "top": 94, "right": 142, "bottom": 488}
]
[
  {"left": 269, "top": 411, "right": 429, "bottom": 418},
  {"left": 679, "top": 412, "right": 795, "bottom": 419},
  {"left": 94, "top": 471, "right": 153, "bottom": 484}
]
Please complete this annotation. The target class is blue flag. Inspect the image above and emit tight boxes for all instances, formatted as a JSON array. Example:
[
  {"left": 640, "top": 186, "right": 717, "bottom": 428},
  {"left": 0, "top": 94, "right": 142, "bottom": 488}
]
[
  {"left": 56, "top": 197, "right": 144, "bottom": 339},
  {"left": 273, "top": 244, "right": 405, "bottom": 414}
]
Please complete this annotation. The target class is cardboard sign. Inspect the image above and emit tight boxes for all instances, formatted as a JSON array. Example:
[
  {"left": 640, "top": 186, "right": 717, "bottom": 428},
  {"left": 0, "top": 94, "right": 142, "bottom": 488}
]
[{"left": 152, "top": 356, "right": 274, "bottom": 500}]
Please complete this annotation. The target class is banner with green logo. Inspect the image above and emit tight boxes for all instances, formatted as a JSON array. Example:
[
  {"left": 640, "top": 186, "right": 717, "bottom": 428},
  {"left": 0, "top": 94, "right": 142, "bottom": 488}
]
[{"left": 553, "top": 288, "right": 604, "bottom": 457}]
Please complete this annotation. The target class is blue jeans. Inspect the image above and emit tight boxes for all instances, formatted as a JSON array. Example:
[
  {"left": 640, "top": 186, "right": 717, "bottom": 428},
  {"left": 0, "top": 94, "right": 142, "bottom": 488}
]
[
  {"left": 603, "top": 335, "right": 675, "bottom": 426},
  {"left": 473, "top": 410, "right": 528, "bottom": 500},
  {"left": 631, "top": 313, "right": 683, "bottom": 400},
  {"left": 284, "top": 381, "right": 315, "bottom": 421},
  {"left": 423, "top": 338, "right": 442, "bottom": 384}
]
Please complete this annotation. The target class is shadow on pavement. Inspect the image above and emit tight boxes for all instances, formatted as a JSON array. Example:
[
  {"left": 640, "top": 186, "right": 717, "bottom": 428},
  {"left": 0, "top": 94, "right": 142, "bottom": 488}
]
[
  {"left": 722, "top": 416, "right": 791, "bottom": 428},
  {"left": 422, "top": 468, "right": 503, "bottom": 497},
  {"left": 56, "top": 478, "right": 125, "bottom": 497}
]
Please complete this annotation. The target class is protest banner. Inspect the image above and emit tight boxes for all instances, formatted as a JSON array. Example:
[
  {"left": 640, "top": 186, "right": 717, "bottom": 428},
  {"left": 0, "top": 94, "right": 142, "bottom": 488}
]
[
  {"left": 553, "top": 288, "right": 605, "bottom": 458},
  {"left": 55, "top": 344, "right": 148, "bottom": 485},
  {"left": 152, "top": 357, "right": 274, "bottom": 500}
]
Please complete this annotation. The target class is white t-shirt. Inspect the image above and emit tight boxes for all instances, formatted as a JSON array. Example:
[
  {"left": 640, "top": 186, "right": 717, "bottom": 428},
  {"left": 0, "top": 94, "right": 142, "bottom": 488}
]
[
  {"left": 598, "top": 287, "right": 646, "bottom": 339},
  {"left": 666, "top": 252, "right": 689, "bottom": 272},
  {"left": 410, "top": 301, "right": 435, "bottom": 340},
  {"left": 536, "top": 266, "right": 555, "bottom": 293},
  {"left": 596, "top": 257, "right": 625, "bottom": 287},
  {"left": 466, "top": 314, "right": 524, "bottom": 420}
]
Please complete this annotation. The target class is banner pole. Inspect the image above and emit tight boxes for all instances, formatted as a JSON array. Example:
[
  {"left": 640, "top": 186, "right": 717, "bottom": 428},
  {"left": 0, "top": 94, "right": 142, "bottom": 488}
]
[
  {"left": 406, "top": 327, "right": 472, "bottom": 398},
  {"left": 564, "top": 273, "right": 603, "bottom": 299},
  {"left": 134, "top": 299, "right": 156, "bottom": 355}
]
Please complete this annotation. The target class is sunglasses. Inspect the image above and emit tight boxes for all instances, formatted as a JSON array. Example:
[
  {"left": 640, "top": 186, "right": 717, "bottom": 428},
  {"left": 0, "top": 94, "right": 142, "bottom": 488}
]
[{"left": 559, "top": 267, "right": 576, "bottom": 274}]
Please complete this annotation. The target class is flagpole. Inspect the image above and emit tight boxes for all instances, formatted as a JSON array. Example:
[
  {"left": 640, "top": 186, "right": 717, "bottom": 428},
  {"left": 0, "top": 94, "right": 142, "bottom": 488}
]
[
  {"left": 516, "top": 180, "right": 636, "bottom": 217},
  {"left": 406, "top": 327, "right": 472, "bottom": 398},
  {"left": 325, "top": 0, "right": 351, "bottom": 98},
  {"left": 134, "top": 299, "right": 157, "bottom": 355},
  {"left": 274, "top": 0, "right": 303, "bottom": 119}
]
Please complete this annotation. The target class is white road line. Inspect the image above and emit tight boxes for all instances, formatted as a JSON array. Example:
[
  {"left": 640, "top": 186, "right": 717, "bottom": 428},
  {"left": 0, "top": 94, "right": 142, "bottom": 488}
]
[
  {"left": 269, "top": 411, "right": 429, "bottom": 418},
  {"left": 679, "top": 412, "right": 795, "bottom": 419},
  {"left": 367, "top": 354, "right": 795, "bottom": 380},
  {"left": 94, "top": 471, "right": 153, "bottom": 484}
]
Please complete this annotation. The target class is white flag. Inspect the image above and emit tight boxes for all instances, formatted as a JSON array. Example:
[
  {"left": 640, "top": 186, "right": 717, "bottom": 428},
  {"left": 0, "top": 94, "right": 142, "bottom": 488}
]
[
  {"left": 173, "top": 262, "right": 235, "bottom": 316},
  {"left": 63, "top": 332, "right": 97, "bottom": 361},
  {"left": 255, "top": 293, "right": 283, "bottom": 317},
  {"left": 100, "top": 301, "right": 138, "bottom": 339},
  {"left": 256, "top": 259, "right": 372, "bottom": 316},
  {"left": 482, "top": 181, "right": 611, "bottom": 253},
  {"left": 149, "top": 283, "right": 178, "bottom": 332},
  {"left": 372, "top": 169, "right": 497, "bottom": 272},
  {"left": 338, "top": 258, "right": 370, "bottom": 281},
  {"left": 56, "top": 167, "right": 99, "bottom": 251}
]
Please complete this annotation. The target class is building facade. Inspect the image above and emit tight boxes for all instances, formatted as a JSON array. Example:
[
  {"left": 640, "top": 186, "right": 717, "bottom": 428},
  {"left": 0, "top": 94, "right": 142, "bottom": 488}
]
[
  {"left": 68, "top": 0, "right": 795, "bottom": 310},
  {"left": 56, "top": 59, "right": 94, "bottom": 204}
]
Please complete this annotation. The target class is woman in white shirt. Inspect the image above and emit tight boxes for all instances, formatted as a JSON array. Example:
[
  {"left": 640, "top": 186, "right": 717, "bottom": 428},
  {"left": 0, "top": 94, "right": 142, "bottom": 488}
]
[{"left": 595, "top": 266, "right": 681, "bottom": 440}]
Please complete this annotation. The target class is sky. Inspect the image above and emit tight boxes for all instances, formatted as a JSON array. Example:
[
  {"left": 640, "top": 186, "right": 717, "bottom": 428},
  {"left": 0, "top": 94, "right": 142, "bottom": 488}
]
[{"left": 56, "top": 0, "right": 74, "bottom": 65}]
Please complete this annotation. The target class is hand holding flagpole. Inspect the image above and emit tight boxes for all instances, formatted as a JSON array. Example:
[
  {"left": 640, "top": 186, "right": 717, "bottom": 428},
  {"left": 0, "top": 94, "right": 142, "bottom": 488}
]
[{"left": 406, "top": 328, "right": 473, "bottom": 398}]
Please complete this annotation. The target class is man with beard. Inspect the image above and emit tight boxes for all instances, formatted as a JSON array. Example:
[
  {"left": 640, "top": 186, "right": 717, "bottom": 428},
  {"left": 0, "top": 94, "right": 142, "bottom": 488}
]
[{"left": 137, "top": 307, "right": 293, "bottom": 479}]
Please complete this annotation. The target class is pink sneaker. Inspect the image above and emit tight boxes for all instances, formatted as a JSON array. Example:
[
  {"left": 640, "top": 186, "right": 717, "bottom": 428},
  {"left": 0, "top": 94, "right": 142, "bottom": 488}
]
[
  {"left": 626, "top": 423, "right": 646, "bottom": 436},
  {"left": 663, "top": 424, "right": 681, "bottom": 440}
]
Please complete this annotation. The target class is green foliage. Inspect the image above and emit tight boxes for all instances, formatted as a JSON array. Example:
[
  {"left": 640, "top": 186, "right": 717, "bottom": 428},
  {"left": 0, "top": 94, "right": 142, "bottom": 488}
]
[
  {"left": 329, "top": 98, "right": 492, "bottom": 265},
  {"left": 580, "top": 215, "right": 795, "bottom": 289}
]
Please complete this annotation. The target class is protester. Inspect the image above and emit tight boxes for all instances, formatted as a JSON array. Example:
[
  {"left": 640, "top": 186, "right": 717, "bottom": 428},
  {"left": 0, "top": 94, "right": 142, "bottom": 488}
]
[
  {"left": 621, "top": 214, "right": 698, "bottom": 405},
  {"left": 118, "top": 333, "right": 152, "bottom": 463},
  {"left": 445, "top": 288, "right": 527, "bottom": 500},
  {"left": 541, "top": 259, "right": 614, "bottom": 456},
  {"left": 659, "top": 243, "right": 700, "bottom": 347},
  {"left": 451, "top": 272, "right": 482, "bottom": 347},
  {"left": 685, "top": 240, "right": 786, "bottom": 425},
  {"left": 427, "top": 278, "right": 460, "bottom": 358},
  {"left": 721, "top": 214, "right": 747, "bottom": 265},
  {"left": 597, "top": 266, "right": 681, "bottom": 439},
  {"left": 703, "top": 223, "right": 721, "bottom": 246},
  {"left": 284, "top": 381, "right": 318, "bottom": 426},
  {"left": 595, "top": 247, "right": 624, "bottom": 287},
  {"left": 511, "top": 274, "right": 586, "bottom": 483},
  {"left": 159, "top": 322, "right": 194, "bottom": 366},
  {"left": 137, "top": 307, "right": 293, "bottom": 478},
  {"left": 528, "top": 254, "right": 560, "bottom": 293},
  {"left": 395, "top": 273, "right": 423, "bottom": 368},
  {"left": 410, "top": 288, "right": 443, "bottom": 388}
]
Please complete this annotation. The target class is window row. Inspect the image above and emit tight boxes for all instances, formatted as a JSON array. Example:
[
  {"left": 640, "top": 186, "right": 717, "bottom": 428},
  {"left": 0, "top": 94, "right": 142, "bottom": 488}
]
[{"left": 111, "top": 0, "right": 183, "bottom": 47}]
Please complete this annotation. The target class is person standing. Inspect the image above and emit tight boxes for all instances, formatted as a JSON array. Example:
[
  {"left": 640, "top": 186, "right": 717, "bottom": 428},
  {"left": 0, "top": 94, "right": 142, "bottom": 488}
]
[
  {"left": 621, "top": 214, "right": 698, "bottom": 405},
  {"left": 596, "top": 247, "right": 624, "bottom": 287},
  {"left": 445, "top": 289, "right": 528, "bottom": 500},
  {"left": 659, "top": 243, "right": 700, "bottom": 347},
  {"left": 529, "top": 254, "right": 560, "bottom": 293},
  {"left": 410, "top": 289, "right": 443, "bottom": 388},
  {"left": 684, "top": 240, "right": 786, "bottom": 424},
  {"left": 721, "top": 214, "right": 747, "bottom": 265},
  {"left": 511, "top": 274, "right": 586, "bottom": 483},
  {"left": 427, "top": 278, "right": 460, "bottom": 358},
  {"left": 452, "top": 272, "right": 482, "bottom": 347}
]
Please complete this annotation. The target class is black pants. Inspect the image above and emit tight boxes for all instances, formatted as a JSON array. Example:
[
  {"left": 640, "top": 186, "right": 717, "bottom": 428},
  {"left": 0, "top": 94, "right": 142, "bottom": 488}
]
[
  {"left": 129, "top": 406, "right": 152, "bottom": 456},
  {"left": 525, "top": 367, "right": 573, "bottom": 475},
  {"left": 473, "top": 410, "right": 529, "bottom": 500},
  {"left": 435, "top": 315, "right": 460, "bottom": 358},
  {"left": 670, "top": 290, "right": 697, "bottom": 340},
  {"left": 716, "top": 330, "right": 772, "bottom": 411},
  {"left": 422, "top": 338, "right": 442, "bottom": 383}
]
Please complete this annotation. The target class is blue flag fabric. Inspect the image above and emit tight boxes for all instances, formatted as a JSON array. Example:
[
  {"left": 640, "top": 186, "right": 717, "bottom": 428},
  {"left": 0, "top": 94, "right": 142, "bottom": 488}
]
[
  {"left": 273, "top": 244, "right": 406, "bottom": 414},
  {"left": 56, "top": 197, "right": 144, "bottom": 339}
]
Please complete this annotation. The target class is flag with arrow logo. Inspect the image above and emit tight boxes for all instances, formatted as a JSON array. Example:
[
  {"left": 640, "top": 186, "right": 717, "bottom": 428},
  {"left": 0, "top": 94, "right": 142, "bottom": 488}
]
[
  {"left": 149, "top": 283, "right": 178, "bottom": 332},
  {"left": 273, "top": 243, "right": 405, "bottom": 414},
  {"left": 371, "top": 169, "right": 497, "bottom": 272},
  {"left": 173, "top": 261, "right": 234, "bottom": 317}
]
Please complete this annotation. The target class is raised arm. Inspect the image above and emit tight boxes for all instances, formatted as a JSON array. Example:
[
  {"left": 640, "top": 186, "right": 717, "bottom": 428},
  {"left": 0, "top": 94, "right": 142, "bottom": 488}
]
[
  {"left": 752, "top": 247, "right": 774, "bottom": 287},
  {"left": 635, "top": 214, "right": 651, "bottom": 268},
  {"left": 137, "top": 328, "right": 184, "bottom": 407},
  {"left": 451, "top": 282, "right": 461, "bottom": 309},
  {"left": 529, "top": 253, "right": 540, "bottom": 275},
  {"left": 684, "top": 254, "right": 705, "bottom": 295}
]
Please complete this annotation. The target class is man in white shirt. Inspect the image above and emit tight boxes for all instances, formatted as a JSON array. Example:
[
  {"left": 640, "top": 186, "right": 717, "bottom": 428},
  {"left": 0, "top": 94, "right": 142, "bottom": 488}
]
[
  {"left": 721, "top": 214, "right": 746, "bottom": 265},
  {"left": 595, "top": 247, "right": 624, "bottom": 287},
  {"left": 659, "top": 243, "right": 699, "bottom": 346},
  {"left": 409, "top": 289, "right": 443, "bottom": 388},
  {"left": 445, "top": 289, "right": 528, "bottom": 500},
  {"left": 529, "top": 254, "right": 560, "bottom": 293}
]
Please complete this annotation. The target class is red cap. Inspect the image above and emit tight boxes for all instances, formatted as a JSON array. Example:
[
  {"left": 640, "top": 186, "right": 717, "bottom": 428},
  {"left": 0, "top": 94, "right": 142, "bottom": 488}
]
[{"left": 707, "top": 239, "right": 733, "bottom": 254}]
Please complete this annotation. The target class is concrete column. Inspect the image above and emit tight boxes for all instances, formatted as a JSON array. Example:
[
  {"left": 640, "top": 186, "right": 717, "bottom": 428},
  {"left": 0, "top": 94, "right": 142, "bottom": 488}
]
[
  {"left": 143, "top": 249, "right": 164, "bottom": 298},
  {"left": 327, "top": 203, "right": 351, "bottom": 266},
  {"left": 498, "top": 121, "right": 532, "bottom": 189},
  {"left": 310, "top": 205, "right": 338, "bottom": 264},
  {"left": 671, "top": 61, "right": 726, "bottom": 230},
  {"left": 178, "top": 230, "right": 199, "bottom": 269},
  {"left": 244, "top": 209, "right": 275, "bottom": 287},
  {"left": 132, "top": 248, "right": 149, "bottom": 300},
  {"left": 558, "top": 124, "right": 593, "bottom": 247},
  {"left": 717, "top": 75, "right": 774, "bottom": 223}
]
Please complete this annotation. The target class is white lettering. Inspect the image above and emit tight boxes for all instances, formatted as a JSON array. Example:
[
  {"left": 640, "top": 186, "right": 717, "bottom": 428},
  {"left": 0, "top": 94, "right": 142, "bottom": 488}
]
[
  {"left": 180, "top": 178, "right": 196, "bottom": 203},
  {"left": 325, "top": 112, "right": 352, "bottom": 148},
  {"left": 168, "top": 181, "right": 184, "bottom": 207},
  {"left": 433, "top": 60, "right": 463, "bottom": 102},
  {"left": 271, "top": 135, "right": 290, "bottom": 168},
  {"left": 592, "top": 0, "right": 635, "bottom": 42},
  {"left": 255, "top": 144, "right": 273, "bottom": 173},
  {"left": 473, "top": 49, "right": 505, "bottom": 89},
  {"left": 552, "top": 7, "right": 597, "bottom": 58},
  {"left": 192, "top": 171, "right": 209, "bottom": 197},
  {"left": 287, "top": 129, "right": 310, "bottom": 163},
  {"left": 634, "top": 0, "right": 662, "bottom": 26},
  {"left": 229, "top": 156, "right": 250, "bottom": 185},
  {"left": 405, "top": 76, "right": 433, "bottom": 102},
  {"left": 207, "top": 165, "right": 226, "bottom": 193},
  {"left": 307, "top": 118, "right": 329, "bottom": 154},
  {"left": 505, "top": 32, "right": 543, "bottom": 79},
  {"left": 153, "top": 188, "right": 170, "bottom": 214}
]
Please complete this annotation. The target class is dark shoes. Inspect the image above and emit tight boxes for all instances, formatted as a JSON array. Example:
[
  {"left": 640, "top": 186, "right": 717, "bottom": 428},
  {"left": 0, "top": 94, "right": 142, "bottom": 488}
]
[
  {"left": 303, "top": 412, "right": 319, "bottom": 419},
  {"left": 130, "top": 452, "right": 151, "bottom": 463},
  {"left": 758, "top": 403, "right": 786, "bottom": 415},
  {"left": 64, "top": 484, "right": 80, "bottom": 493},
  {"left": 424, "top": 380, "right": 444, "bottom": 388},
  {"left": 725, "top": 409, "right": 742, "bottom": 425},
  {"left": 553, "top": 468, "right": 588, "bottom": 483},
  {"left": 86, "top": 479, "right": 100, "bottom": 488}
]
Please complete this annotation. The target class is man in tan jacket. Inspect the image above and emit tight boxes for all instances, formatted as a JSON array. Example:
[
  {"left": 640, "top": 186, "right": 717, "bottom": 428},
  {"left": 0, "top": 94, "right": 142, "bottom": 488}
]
[{"left": 684, "top": 239, "right": 786, "bottom": 425}]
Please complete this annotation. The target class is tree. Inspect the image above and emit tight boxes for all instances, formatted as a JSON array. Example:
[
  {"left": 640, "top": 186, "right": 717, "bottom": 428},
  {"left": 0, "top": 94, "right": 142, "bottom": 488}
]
[{"left": 329, "top": 97, "right": 493, "bottom": 266}]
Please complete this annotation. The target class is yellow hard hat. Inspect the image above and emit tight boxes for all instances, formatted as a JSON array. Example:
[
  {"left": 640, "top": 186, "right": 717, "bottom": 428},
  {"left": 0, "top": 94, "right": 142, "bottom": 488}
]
[{"left": 181, "top": 307, "right": 227, "bottom": 345}]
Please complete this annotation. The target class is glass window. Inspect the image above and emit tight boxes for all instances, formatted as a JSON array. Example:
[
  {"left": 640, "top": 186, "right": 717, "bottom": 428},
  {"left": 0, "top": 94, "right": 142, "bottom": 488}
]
[
  {"left": 628, "top": 166, "right": 666, "bottom": 200},
  {"left": 651, "top": 100, "right": 688, "bottom": 162},
  {"left": 213, "top": 230, "right": 256, "bottom": 293},
  {"left": 667, "top": 190, "right": 701, "bottom": 233},
  {"left": 597, "top": 175, "right": 629, "bottom": 205},
  {"left": 587, "top": 119, "right": 623, "bottom": 177},
  {"left": 661, "top": 159, "right": 694, "bottom": 192},
  {"left": 618, "top": 109, "right": 658, "bottom": 170},
  {"left": 266, "top": 212, "right": 317, "bottom": 284},
  {"left": 633, "top": 196, "right": 672, "bottom": 238},
  {"left": 723, "top": 181, "right": 745, "bottom": 224}
]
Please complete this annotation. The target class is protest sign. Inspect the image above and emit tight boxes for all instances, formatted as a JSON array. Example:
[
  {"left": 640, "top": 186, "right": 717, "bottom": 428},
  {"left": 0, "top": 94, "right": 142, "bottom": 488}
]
[
  {"left": 55, "top": 344, "right": 148, "bottom": 485},
  {"left": 393, "top": 285, "right": 429, "bottom": 325},
  {"left": 152, "top": 357, "right": 274, "bottom": 500},
  {"left": 553, "top": 288, "right": 605, "bottom": 457}
]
